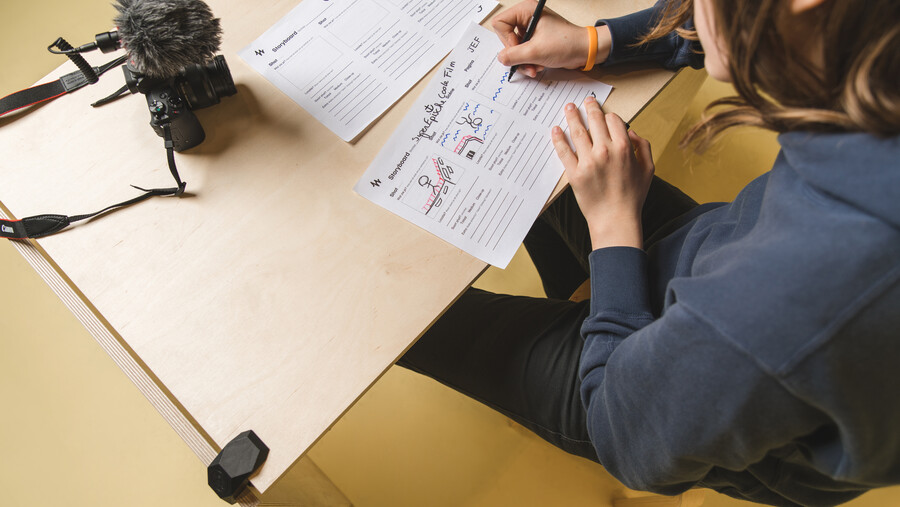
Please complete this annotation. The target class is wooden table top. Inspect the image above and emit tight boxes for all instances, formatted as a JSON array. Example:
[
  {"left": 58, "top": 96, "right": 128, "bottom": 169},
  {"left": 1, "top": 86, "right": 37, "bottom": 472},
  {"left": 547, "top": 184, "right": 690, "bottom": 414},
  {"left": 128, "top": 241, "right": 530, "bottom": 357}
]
[{"left": 0, "top": 0, "right": 669, "bottom": 493}]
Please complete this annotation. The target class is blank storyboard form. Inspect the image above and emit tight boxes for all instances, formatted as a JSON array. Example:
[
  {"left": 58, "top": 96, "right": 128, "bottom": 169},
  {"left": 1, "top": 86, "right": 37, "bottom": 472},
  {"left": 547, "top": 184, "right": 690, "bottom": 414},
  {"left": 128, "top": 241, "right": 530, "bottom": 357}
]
[
  {"left": 238, "top": 0, "right": 497, "bottom": 141},
  {"left": 354, "top": 23, "right": 612, "bottom": 268}
]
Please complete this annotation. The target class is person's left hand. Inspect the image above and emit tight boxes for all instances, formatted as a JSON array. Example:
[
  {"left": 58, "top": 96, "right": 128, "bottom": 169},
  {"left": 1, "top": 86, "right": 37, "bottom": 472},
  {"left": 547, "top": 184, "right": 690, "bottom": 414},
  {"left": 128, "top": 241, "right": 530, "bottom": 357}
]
[{"left": 551, "top": 96, "right": 655, "bottom": 250}]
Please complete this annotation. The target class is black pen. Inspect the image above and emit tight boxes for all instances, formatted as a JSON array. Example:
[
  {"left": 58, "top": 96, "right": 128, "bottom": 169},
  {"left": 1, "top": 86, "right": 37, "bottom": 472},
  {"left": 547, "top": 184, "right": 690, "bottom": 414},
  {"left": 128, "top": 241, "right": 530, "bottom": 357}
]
[{"left": 507, "top": 0, "right": 547, "bottom": 81}]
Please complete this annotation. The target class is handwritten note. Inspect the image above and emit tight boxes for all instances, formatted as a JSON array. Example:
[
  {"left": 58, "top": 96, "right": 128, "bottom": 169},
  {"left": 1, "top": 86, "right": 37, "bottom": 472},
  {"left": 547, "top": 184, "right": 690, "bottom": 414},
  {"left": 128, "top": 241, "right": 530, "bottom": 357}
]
[
  {"left": 354, "top": 23, "right": 613, "bottom": 267},
  {"left": 238, "top": 0, "right": 497, "bottom": 141}
]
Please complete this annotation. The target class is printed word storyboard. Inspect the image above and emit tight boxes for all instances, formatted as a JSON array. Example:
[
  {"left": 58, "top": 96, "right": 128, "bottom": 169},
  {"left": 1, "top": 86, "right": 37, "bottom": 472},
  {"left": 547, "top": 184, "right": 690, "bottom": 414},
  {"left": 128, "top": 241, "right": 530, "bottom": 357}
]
[
  {"left": 239, "top": 0, "right": 497, "bottom": 141},
  {"left": 354, "top": 23, "right": 613, "bottom": 268}
]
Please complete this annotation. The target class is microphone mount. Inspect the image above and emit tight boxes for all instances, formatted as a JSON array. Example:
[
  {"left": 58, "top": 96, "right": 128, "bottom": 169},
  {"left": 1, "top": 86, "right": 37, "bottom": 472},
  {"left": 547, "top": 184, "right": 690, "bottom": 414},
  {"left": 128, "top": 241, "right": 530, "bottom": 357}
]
[{"left": 47, "top": 30, "right": 122, "bottom": 56}]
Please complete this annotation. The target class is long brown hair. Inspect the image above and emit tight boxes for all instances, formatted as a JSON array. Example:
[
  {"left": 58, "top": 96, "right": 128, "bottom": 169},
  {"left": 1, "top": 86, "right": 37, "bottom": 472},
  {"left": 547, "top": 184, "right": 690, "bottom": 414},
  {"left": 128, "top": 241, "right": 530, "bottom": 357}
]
[{"left": 643, "top": 0, "right": 900, "bottom": 150}]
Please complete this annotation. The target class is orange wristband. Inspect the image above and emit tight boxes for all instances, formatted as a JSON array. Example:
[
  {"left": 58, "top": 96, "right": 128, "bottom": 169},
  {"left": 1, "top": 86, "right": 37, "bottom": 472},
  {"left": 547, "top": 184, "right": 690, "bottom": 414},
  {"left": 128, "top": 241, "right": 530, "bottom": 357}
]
[{"left": 583, "top": 26, "right": 598, "bottom": 71}]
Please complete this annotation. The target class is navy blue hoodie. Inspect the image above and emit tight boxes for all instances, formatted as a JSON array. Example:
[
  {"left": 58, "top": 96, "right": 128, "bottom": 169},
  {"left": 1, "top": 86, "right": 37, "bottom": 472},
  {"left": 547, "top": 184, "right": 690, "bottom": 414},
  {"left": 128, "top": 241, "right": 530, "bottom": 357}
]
[{"left": 583, "top": 4, "right": 900, "bottom": 506}]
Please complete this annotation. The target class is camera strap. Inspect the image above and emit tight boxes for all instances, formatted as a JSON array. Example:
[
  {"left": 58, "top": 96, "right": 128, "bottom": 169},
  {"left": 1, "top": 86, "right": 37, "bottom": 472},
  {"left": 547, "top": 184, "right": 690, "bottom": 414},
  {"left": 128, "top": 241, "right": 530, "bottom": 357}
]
[
  {"left": 0, "top": 55, "right": 126, "bottom": 118},
  {"left": 1, "top": 124, "right": 186, "bottom": 240}
]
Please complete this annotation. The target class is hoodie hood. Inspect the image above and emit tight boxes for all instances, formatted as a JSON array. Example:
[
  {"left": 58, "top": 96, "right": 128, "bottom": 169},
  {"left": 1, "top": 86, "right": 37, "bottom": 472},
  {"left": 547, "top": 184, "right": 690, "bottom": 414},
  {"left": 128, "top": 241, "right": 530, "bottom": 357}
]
[{"left": 779, "top": 131, "right": 900, "bottom": 229}]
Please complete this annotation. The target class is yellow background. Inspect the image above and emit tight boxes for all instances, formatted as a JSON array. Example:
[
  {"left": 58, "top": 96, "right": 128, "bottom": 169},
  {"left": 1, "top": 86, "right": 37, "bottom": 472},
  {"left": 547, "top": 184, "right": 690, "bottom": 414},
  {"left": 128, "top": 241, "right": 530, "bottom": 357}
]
[{"left": 2, "top": 1, "right": 898, "bottom": 505}]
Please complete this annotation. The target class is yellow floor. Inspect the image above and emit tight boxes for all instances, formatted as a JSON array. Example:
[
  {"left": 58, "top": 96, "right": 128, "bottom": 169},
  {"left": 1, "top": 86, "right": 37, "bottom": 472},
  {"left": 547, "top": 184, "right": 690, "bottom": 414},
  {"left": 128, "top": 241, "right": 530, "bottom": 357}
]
[{"left": 3, "top": 1, "right": 900, "bottom": 506}]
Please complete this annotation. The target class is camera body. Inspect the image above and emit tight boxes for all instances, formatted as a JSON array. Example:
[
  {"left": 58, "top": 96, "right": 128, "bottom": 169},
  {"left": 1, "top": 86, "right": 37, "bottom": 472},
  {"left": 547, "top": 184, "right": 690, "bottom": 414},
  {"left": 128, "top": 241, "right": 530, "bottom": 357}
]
[{"left": 124, "top": 55, "right": 237, "bottom": 152}]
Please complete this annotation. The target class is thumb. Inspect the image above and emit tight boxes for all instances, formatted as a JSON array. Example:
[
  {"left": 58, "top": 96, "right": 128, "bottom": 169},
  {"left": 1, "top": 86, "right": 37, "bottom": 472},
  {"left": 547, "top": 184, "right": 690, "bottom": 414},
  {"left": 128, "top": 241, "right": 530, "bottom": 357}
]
[
  {"left": 498, "top": 41, "right": 540, "bottom": 68},
  {"left": 629, "top": 130, "right": 654, "bottom": 172}
]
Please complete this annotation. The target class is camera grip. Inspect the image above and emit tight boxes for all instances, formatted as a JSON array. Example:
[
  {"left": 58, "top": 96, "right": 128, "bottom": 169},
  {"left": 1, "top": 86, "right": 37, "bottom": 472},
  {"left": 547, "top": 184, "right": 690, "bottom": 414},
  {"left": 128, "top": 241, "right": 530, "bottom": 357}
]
[{"left": 146, "top": 87, "right": 206, "bottom": 152}]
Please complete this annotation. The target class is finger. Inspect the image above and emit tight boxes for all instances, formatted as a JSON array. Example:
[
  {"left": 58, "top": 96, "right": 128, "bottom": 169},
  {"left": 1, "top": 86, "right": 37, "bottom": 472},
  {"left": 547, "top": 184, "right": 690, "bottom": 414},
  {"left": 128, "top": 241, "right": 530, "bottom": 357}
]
[
  {"left": 520, "top": 64, "right": 544, "bottom": 79},
  {"left": 583, "top": 96, "right": 609, "bottom": 143},
  {"left": 491, "top": 18, "right": 519, "bottom": 47},
  {"left": 629, "top": 130, "right": 654, "bottom": 171},
  {"left": 504, "top": 31, "right": 520, "bottom": 49},
  {"left": 551, "top": 125, "right": 578, "bottom": 171},
  {"left": 605, "top": 112, "right": 631, "bottom": 150},
  {"left": 564, "top": 102, "right": 592, "bottom": 154},
  {"left": 491, "top": 1, "right": 538, "bottom": 44},
  {"left": 520, "top": 64, "right": 539, "bottom": 78}
]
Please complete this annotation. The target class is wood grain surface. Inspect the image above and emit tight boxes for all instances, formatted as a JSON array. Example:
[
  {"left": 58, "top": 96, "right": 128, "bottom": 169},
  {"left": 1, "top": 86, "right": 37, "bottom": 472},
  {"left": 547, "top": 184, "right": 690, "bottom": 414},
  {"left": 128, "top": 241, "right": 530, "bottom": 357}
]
[{"left": 0, "top": 0, "right": 669, "bottom": 494}]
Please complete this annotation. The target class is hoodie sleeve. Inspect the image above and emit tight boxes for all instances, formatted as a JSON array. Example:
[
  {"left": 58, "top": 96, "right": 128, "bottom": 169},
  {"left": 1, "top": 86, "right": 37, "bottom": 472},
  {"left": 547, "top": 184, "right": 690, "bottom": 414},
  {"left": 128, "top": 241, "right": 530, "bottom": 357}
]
[
  {"left": 579, "top": 247, "right": 824, "bottom": 495},
  {"left": 597, "top": 0, "right": 703, "bottom": 70}
]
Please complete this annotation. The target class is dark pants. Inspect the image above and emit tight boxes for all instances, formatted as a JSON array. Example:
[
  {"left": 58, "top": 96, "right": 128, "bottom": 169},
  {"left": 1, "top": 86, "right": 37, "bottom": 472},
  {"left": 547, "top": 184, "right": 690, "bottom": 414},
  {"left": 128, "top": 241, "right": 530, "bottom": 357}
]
[{"left": 397, "top": 177, "right": 698, "bottom": 462}]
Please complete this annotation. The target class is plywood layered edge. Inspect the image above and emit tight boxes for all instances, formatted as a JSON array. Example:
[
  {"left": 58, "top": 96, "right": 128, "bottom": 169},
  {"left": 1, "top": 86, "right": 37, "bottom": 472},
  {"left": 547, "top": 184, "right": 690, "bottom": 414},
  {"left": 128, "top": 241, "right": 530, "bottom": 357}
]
[{"left": 0, "top": 204, "right": 348, "bottom": 507}]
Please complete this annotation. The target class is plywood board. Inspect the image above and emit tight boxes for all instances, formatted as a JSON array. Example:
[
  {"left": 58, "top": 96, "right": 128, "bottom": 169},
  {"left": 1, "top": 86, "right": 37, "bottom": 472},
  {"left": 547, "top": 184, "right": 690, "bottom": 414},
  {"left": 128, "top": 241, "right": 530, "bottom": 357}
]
[{"left": 0, "top": 0, "right": 669, "bottom": 493}]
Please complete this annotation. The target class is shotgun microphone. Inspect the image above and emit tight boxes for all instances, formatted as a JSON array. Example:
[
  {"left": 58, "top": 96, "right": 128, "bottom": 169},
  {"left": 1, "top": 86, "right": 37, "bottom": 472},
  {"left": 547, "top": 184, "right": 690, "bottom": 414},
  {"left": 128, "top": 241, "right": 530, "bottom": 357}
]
[
  {"left": 62, "top": 0, "right": 222, "bottom": 79},
  {"left": 112, "top": 0, "right": 223, "bottom": 78},
  {"left": 0, "top": 0, "right": 232, "bottom": 240}
]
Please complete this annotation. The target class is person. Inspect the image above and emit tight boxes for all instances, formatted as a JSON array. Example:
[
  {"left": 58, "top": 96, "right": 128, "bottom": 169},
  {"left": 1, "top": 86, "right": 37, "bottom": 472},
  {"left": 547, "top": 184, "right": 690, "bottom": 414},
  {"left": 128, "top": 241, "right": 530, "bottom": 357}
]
[{"left": 397, "top": 0, "right": 900, "bottom": 505}]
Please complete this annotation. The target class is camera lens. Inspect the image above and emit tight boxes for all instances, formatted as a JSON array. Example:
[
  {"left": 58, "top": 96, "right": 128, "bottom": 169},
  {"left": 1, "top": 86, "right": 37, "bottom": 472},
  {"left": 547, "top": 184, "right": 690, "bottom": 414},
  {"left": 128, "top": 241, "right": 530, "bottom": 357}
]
[
  {"left": 208, "top": 55, "right": 237, "bottom": 99},
  {"left": 177, "top": 55, "right": 237, "bottom": 109}
]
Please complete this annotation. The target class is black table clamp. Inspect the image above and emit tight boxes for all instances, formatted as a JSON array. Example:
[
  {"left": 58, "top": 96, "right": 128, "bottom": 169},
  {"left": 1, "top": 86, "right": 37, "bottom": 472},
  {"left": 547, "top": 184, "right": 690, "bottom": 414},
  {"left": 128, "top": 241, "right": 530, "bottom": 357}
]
[{"left": 207, "top": 430, "right": 269, "bottom": 504}]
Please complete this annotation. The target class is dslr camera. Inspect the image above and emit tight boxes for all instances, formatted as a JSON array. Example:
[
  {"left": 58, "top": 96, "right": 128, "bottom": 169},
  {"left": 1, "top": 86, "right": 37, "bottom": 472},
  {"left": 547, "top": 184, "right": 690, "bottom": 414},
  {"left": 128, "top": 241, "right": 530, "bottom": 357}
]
[{"left": 124, "top": 55, "right": 237, "bottom": 152}]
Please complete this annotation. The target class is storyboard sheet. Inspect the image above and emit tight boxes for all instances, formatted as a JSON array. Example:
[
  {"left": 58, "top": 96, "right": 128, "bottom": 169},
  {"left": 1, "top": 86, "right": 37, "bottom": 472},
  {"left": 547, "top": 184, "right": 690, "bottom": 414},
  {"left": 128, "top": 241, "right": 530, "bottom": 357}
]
[
  {"left": 354, "top": 23, "right": 613, "bottom": 268},
  {"left": 238, "top": 0, "right": 497, "bottom": 141}
]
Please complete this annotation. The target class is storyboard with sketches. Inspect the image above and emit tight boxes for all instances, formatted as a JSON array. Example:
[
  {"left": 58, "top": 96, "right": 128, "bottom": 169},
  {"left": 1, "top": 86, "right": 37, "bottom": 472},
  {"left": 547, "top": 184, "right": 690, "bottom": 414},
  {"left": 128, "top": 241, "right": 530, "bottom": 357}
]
[
  {"left": 354, "top": 23, "right": 613, "bottom": 268},
  {"left": 239, "top": 0, "right": 497, "bottom": 141}
]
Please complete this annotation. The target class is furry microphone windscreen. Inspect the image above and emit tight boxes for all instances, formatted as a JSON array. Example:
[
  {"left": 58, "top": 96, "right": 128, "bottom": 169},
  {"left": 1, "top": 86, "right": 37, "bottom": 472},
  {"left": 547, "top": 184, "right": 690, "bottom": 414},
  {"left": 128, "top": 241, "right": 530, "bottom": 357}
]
[{"left": 114, "top": 0, "right": 223, "bottom": 78}]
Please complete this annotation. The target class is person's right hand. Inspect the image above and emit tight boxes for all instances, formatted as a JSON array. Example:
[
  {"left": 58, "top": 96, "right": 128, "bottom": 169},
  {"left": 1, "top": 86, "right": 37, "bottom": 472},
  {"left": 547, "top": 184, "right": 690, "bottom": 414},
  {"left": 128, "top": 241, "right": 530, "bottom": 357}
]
[{"left": 491, "top": 0, "right": 611, "bottom": 78}]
